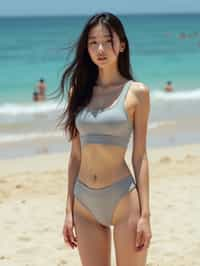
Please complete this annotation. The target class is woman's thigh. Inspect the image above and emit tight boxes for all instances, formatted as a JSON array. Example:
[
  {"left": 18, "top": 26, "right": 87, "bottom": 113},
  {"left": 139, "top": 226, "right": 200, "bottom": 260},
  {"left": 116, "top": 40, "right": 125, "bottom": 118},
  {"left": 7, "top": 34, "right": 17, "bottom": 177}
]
[
  {"left": 73, "top": 197, "right": 112, "bottom": 266},
  {"left": 112, "top": 188, "right": 148, "bottom": 266}
]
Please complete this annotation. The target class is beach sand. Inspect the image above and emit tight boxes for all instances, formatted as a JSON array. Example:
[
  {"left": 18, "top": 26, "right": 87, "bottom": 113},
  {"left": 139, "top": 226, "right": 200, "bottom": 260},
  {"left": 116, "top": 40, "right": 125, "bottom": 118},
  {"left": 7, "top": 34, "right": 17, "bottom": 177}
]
[{"left": 0, "top": 144, "right": 200, "bottom": 266}]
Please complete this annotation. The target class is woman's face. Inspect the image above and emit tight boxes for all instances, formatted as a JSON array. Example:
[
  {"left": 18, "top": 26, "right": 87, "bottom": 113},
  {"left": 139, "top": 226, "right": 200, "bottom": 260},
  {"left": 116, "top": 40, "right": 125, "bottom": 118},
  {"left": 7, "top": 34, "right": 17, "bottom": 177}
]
[{"left": 87, "top": 23, "right": 125, "bottom": 68}]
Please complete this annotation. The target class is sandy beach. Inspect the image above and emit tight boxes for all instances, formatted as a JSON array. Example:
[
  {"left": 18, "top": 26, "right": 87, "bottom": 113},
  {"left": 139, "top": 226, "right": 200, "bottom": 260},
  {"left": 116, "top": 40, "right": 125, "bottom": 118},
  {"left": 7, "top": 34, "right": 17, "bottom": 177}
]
[{"left": 0, "top": 143, "right": 200, "bottom": 266}]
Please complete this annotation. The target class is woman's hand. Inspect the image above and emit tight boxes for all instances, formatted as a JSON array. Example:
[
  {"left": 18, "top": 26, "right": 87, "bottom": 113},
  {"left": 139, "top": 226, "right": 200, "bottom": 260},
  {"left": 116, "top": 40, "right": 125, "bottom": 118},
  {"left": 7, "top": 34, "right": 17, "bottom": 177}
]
[
  {"left": 135, "top": 216, "right": 152, "bottom": 252},
  {"left": 62, "top": 211, "right": 78, "bottom": 249}
]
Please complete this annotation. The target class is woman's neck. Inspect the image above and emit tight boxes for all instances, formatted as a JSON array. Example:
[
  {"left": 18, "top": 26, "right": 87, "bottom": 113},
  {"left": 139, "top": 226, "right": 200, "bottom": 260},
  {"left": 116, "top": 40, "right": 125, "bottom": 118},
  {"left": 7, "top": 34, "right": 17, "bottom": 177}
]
[{"left": 96, "top": 67, "right": 126, "bottom": 88}]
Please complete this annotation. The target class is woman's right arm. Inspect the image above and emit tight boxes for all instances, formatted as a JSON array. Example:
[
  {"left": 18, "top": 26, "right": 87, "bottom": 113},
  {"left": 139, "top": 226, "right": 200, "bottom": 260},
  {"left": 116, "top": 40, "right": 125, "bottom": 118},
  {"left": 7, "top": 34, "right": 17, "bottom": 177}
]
[
  {"left": 65, "top": 86, "right": 81, "bottom": 214},
  {"left": 65, "top": 132, "right": 81, "bottom": 214},
  {"left": 63, "top": 87, "right": 81, "bottom": 249},
  {"left": 63, "top": 132, "right": 81, "bottom": 249}
]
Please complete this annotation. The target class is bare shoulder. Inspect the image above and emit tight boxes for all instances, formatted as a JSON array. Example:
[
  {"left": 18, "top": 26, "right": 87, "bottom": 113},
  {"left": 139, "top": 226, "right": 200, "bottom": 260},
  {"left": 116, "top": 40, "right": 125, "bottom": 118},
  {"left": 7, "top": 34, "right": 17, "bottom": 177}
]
[
  {"left": 129, "top": 81, "right": 150, "bottom": 98},
  {"left": 125, "top": 81, "right": 150, "bottom": 116},
  {"left": 128, "top": 81, "right": 149, "bottom": 106},
  {"left": 124, "top": 81, "right": 149, "bottom": 118}
]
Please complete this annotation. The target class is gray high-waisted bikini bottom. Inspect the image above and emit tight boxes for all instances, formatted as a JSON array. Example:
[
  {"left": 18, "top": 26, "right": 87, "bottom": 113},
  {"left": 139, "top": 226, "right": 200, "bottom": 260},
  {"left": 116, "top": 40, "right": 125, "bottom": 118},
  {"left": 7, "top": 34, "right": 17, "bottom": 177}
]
[{"left": 73, "top": 175, "right": 137, "bottom": 227}]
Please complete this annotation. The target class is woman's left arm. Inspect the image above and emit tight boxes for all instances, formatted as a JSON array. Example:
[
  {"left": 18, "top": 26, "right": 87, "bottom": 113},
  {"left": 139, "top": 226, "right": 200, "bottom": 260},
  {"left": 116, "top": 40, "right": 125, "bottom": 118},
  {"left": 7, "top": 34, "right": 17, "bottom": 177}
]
[{"left": 130, "top": 83, "right": 152, "bottom": 251}]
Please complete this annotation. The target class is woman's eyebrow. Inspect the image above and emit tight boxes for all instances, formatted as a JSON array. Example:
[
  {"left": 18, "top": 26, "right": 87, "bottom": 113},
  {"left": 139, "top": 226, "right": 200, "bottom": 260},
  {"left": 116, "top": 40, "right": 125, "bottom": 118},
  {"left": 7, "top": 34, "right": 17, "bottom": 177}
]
[{"left": 88, "top": 34, "right": 111, "bottom": 39}]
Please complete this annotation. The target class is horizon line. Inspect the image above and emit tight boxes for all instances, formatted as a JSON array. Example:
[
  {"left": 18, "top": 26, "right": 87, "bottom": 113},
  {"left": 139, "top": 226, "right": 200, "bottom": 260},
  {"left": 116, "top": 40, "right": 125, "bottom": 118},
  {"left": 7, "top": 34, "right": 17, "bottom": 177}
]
[{"left": 0, "top": 11, "right": 200, "bottom": 18}]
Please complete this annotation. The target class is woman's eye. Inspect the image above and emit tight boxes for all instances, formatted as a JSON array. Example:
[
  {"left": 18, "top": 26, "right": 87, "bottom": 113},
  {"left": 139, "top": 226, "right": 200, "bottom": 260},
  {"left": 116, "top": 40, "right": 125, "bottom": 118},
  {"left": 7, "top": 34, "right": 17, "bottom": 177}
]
[
  {"left": 89, "top": 41, "right": 96, "bottom": 45},
  {"left": 88, "top": 40, "right": 112, "bottom": 46}
]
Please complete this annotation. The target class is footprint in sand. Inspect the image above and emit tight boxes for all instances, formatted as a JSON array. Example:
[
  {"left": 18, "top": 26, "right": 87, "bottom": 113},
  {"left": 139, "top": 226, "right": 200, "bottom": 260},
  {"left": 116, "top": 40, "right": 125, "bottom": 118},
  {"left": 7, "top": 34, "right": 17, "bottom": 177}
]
[
  {"left": 17, "top": 235, "right": 32, "bottom": 242},
  {"left": 17, "top": 246, "right": 38, "bottom": 255},
  {"left": 57, "top": 259, "right": 68, "bottom": 265},
  {"left": 35, "top": 227, "right": 50, "bottom": 233},
  {"left": 0, "top": 179, "right": 7, "bottom": 183},
  {"left": 159, "top": 156, "right": 172, "bottom": 163},
  {"left": 16, "top": 184, "right": 23, "bottom": 189},
  {"left": 185, "top": 154, "right": 197, "bottom": 160},
  {"left": 43, "top": 227, "right": 50, "bottom": 232}
]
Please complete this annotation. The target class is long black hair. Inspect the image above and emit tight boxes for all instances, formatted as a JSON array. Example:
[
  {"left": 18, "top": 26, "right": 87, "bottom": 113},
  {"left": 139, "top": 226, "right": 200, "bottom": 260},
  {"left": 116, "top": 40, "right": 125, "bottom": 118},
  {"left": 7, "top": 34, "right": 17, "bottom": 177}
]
[{"left": 55, "top": 12, "right": 135, "bottom": 141}]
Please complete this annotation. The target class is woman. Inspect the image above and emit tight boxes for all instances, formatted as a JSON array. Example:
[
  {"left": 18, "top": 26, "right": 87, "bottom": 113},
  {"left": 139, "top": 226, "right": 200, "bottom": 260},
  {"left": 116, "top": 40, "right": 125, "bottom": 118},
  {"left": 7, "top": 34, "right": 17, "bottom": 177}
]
[{"left": 59, "top": 12, "right": 152, "bottom": 266}]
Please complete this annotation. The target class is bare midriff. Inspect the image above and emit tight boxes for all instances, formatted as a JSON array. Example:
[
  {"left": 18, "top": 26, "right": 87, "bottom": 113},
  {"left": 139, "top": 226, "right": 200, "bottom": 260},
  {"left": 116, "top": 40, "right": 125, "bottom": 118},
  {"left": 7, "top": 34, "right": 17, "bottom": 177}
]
[{"left": 78, "top": 144, "right": 132, "bottom": 188}]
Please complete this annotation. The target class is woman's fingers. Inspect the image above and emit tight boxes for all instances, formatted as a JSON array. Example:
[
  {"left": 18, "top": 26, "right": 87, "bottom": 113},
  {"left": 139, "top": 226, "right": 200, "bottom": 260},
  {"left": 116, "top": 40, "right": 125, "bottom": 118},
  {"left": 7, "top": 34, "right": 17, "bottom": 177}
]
[
  {"left": 135, "top": 230, "right": 144, "bottom": 249},
  {"left": 136, "top": 230, "right": 152, "bottom": 251},
  {"left": 63, "top": 225, "right": 72, "bottom": 247},
  {"left": 135, "top": 217, "right": 152, "bottom": 251},
  {"left": 68, "top": 227, "right": 78, "bottom": 245},
  {"left": 63, "top": 224, "right": 78, "bottom": 249}
]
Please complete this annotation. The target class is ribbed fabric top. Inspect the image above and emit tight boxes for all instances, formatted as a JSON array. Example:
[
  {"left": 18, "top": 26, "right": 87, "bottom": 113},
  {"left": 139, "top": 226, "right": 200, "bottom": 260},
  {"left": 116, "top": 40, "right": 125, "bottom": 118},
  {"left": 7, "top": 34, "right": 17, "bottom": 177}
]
[{"left": 75, "top": 80, "right": 133, "bottom": 148}]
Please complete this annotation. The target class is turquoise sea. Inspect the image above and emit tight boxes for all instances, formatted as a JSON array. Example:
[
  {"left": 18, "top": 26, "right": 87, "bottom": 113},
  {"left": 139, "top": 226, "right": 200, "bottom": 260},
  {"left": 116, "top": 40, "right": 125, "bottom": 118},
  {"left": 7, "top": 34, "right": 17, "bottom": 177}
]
[{"left": 0, "top": 14, "right": 200, "bottom": 158}]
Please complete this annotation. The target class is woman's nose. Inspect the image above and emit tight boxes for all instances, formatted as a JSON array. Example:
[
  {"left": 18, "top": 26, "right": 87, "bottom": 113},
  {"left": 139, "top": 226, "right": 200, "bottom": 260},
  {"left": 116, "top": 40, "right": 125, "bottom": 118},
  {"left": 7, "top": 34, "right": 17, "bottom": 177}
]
[{"left": 97, "top": 43, "right": 104, "bottom": 52}]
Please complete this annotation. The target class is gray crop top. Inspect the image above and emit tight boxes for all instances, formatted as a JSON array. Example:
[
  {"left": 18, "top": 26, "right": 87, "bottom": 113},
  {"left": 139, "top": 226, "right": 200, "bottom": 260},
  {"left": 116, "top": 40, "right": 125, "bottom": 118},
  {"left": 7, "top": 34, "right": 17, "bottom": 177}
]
[{"left": 75, "top": 80, "right": 133, "bottom": 148}]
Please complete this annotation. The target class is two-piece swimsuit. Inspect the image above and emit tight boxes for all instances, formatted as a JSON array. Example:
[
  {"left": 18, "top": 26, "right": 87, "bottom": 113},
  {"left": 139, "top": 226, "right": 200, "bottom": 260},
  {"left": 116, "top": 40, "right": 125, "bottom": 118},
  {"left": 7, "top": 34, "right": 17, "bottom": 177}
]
[{"left": 74, "top": 80, "right": 137, "bottom": 227}]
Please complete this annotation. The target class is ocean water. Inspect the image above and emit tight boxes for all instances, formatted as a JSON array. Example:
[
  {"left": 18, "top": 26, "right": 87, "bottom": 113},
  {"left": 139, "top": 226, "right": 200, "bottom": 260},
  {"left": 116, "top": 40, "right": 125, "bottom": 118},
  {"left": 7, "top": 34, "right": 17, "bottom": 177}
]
[{"left": 0, "top": 14, "right": 200, "bottom": 158}]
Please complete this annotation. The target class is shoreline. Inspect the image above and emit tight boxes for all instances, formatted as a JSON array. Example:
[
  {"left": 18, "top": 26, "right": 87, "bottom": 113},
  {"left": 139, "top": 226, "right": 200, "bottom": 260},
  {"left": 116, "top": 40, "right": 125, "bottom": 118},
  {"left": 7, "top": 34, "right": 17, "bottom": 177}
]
[{"left": 1, "top": 127, "right": 200, "bottom": 160}]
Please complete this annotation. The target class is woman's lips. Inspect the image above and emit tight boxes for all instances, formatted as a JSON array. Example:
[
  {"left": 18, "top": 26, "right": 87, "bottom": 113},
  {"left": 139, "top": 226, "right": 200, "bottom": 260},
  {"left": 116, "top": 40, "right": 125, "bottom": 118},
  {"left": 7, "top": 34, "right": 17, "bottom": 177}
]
[{"left": 97, "top": 57, "right": 107, "bottom": 61}]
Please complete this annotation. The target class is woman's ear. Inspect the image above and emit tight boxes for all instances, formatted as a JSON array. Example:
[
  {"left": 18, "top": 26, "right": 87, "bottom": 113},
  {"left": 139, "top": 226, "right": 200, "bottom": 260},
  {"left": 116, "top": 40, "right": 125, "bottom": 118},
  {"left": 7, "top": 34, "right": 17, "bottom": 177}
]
[{"left": 120, "top": 42, "right": 126, "bottom": 52}]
